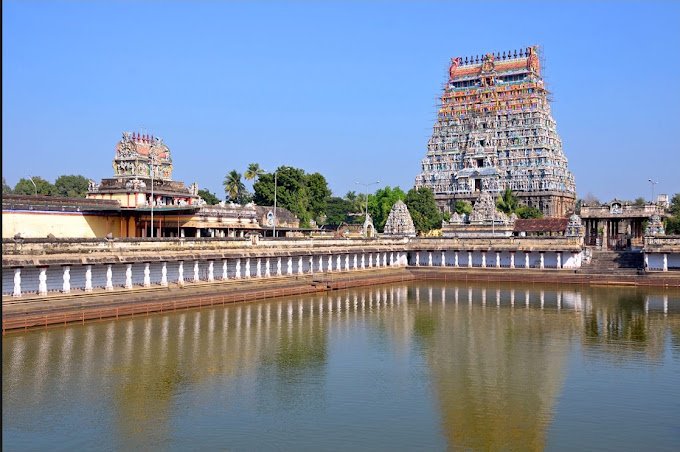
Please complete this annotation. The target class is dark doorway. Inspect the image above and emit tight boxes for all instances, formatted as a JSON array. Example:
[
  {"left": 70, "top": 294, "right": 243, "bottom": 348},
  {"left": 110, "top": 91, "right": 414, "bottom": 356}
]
[{"left": 474, "top": 179, "right": 482, "bottom": 192}]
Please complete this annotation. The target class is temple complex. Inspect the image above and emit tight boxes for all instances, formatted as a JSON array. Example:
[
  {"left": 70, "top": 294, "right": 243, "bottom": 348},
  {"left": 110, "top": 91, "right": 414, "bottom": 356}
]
[{"left": 415, "top": 46, "right": 576, "bottom": 217}]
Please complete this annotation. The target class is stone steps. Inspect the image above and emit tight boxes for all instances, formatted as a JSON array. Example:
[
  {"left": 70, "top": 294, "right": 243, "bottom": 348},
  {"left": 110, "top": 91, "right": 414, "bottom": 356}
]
[{"left": 580, "top": 250, "right": 644, "bottom": 275}]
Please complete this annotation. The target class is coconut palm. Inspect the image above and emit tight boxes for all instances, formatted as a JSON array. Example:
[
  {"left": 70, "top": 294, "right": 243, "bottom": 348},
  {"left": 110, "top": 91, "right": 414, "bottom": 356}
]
[
  {"left": 244, "top": 163, "right": 265, "bottom": 181},
  {"left": 496, "top": 187, "right": 519, "bottom": 214},
  {"left": 223, "top": 170, "right": 245, "bottom": 203}
]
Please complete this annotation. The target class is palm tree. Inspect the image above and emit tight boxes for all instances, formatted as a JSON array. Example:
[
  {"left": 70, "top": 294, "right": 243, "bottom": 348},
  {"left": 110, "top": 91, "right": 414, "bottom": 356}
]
[
  {"left": 496, "top": 187, "right": 519, "bottom": 214},
  {"left": 223, "top": 170, "right": 245, "bottom": 202},
  {"left": 244, "top": 163, "right": 265, "bottom": 181}
]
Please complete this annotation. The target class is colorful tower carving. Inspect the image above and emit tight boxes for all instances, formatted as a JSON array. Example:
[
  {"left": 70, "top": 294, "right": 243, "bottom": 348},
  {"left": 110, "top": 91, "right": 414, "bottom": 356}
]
[{"left": 415, "top": 46, "right": 576, "bottom": 217}]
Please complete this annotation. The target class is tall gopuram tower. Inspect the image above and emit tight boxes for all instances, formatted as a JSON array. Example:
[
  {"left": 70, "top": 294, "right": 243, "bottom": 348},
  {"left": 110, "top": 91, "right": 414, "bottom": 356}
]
[{"left": 415, "top": 46, "right": 576, "bottom": 217}]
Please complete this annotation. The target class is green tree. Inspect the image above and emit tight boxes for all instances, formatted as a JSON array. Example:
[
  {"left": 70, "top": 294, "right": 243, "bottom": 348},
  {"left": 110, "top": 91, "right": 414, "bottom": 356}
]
[
  {"left": 633, "top": 197, "right": 646, "bottom": 206},
  {"left": 14, "top": 177, "right": 55, "bottom": 196},
  {"left": 2, "top": 177, "right": 12, "bottom": 194},
  {"left": 54, "top": 174, "right": 89, "bottom": 198},
  {"left": 453, "top": 200, "right": 473, "bottom": 215},
  {"left": 253, "top": 166, "right": 331, "bottom": 227},
  {"left": 244, "top": 162, "right": 265, "bottom": 181},
  {"left": 496, "top": 188, "right": 519, "bottom": 214},
  {"left": 516, "top": 205, "right": 544, "bottom": 219},
  {"left": 367, "top": 186, "right": 406, "bottom": 232},
  {"left": 223, "top": 170, "right": 247, "bottom": 204},
  {"left": 324, "top": 197, "right": 354, "bottom": 226},
  {"left": 405, "top": 187, "right": 442, "bottom": 233},
  {"left": 305, "top": 172, "right": 331, "bottom": 222},
  {"left": 198, "top": 189, "right": 220, "bottom": 205},
  {"left": 669, "top": 193, "right": 680, "bottom": 217}
]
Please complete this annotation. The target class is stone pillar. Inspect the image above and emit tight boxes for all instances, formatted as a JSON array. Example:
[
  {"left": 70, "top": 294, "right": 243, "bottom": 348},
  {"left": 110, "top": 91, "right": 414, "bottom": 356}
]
[
  {"left": 37, "top": 267, "right": 48, "bottom": 296},
  {"left": 510, "top": 252, "right": 515, "bottom": 269},
  {"left": 441, "top": 251, "right": 446, "bottom": 267},
  {"left": 299, "top": 256, "right": 304, "bottom": 275},
  {"left": 287, "top": 257, "right": 293, "bottom": 276},
  {"left": 496, "top": 252, "right": 500, "bottom": 268},
  {"left": 236, "top": 258, "right": 242, "bottom": 279},
  {"left": 415, "top": 253, "right": 420, "bottom": 267},
  {"left": 525, "top": 252, "right": 530, "bottom": 269},
  {"left": 106, "top": 264, "right": 114, "bottom": 291},
  {"left": 194, "top": 260, "right": 200, "bottom": 282},
  {"left": 353, "top": 254, "right": 358, "bottom": 270},
  {"left": 556, "top": 252, "right": 562, "bottom": 269},
  {"left": 361, "top": 254, "right": 366, "bottom": 269},
  {"left": 161, "top": 262, "right": 168, "bottom": 286},
  {"left": 257, "top": 258, "right": 262, "bottom": 277},
  {"left": 222, "top": 259, "right": 228, "bottom": 280},
  {"left": 644, "top": 253, "right": 649, "bottom": 270},
  {"left": 62, "top": 265, "right": 71, "bottom": 293},
  {"left": 390, "top": 252, "right": 394, "bottom": 267},
  {"left": 383, "top": 252, "right": 387, "bottom": 267},
  {"left": 124, "top": 264, "right": 133, "bottom": 289},
  {"left": 85, "top": 265, "right": 92, "bottom": 292},
  {"left": 540, "top": 253, "right": 545, "bottom": 269},
  {"left": 245, "top": 258, "right": 251, "bottom": 279},
  {"left": 178, "top": 261, "right": 184, "bottom": 286},
  {"left": 319, "top": 255, "right": 324, "bottom": 272},
  {"left": 13, "top": 268, "right": 21, "bottom": 297},
  {"left": 276, "top": 257, "right": 282, "bottom": 276},
  {"left": 328, "top": 255, "right": 333, "bottom": 272},
  {"left": 663, "top": 253, "right": 668, "bottom": 272},
  {"left": 454, "top": 251, "right": 459, "bottom": 268},
  {"left": 143, "top": 263, "right": 151, "bottom": 287},
  {"left": 345, "top": 254, "right": 350, "bottom": 271},
  {"left": 481, "top": 252, "right": 486, "bottom": 268},
  {"left": 336, "top": 255, "right": 342, "bottom": 271},
  {"left": 309, "top": 256, "right": 314, "bottom": 273},
  {"left": 468, "top": 251, "right": 472, "bottom": 268},
  {"left": 369, "top": 254, "right": 373, "bottom": 268},
  {"left": 208, "top": 260, "right": 214, "bottom": 282},
  {"left": 428, "top": 251, "right": 433, "bottom": 267},
  {"left": 265, "top": 258, "right": 270, "bottom": 277}
]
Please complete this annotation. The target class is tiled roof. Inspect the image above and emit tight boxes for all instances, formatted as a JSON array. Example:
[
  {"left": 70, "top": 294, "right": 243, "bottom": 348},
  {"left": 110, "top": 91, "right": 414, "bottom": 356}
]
[{"left": 513, "top": 218, "right": 568, "bottom": 233}]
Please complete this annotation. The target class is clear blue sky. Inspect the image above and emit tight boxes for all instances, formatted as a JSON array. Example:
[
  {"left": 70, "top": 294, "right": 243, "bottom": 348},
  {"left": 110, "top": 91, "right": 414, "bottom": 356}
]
[{"left": 3, "top": 1, "right": 679, "bottom": 202}]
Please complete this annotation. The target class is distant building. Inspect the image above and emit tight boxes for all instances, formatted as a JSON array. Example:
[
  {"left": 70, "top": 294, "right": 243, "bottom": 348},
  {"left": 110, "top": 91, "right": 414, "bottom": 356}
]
[
  {"left": 415, "top": 46, "right": 576, "bottom": 217},
  {"left": 2, "top": 132, "right": 301, "bottom": 239}
]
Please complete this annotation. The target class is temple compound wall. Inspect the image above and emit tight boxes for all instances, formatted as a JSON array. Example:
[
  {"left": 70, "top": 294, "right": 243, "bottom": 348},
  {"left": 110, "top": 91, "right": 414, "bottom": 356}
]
[
  {"left": 3, "top": 236, "right": 583, "bottom": 298},
  {"left": 415, "top": 46, "right": 576, "bottom": 217}
]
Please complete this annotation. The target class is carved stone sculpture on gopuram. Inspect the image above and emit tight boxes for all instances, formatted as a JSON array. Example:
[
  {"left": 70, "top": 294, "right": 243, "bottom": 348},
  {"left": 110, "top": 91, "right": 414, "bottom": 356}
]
[
  {"left": 414, "top": 46, "right": 576, "bottom": 217},
  {"left": 383, "top": 200, "right": 416, "bottom": 236},
  {"left": 468, "top": 191, "right": 514, "bottom": 225},
  {"left": 112, "top": 131, "right": 173, "bottom": 181}
]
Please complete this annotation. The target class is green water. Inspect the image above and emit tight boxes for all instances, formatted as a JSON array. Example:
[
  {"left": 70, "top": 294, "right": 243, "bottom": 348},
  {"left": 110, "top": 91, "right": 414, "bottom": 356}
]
[{"left": 3, "top": 282, "right": 680, "bottom": 451}]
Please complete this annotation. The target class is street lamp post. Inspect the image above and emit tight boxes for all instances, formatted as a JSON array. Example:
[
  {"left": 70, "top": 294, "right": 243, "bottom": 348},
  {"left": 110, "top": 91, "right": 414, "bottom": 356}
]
[
  {"left": 648, "top": 179, "right": 658, "bottom": 204},
  {"left": 273, "top": 170, "right": 278, "bottom": 238},
  {"left": 27, "top": 176, "right": 37, "bottom": 196},
  {"left": 355, "top": 180, "right": 380, "bottom": 237}
]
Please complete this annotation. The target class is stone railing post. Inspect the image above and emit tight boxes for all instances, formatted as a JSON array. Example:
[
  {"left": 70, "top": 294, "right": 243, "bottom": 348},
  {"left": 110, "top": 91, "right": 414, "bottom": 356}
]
[
  {"left": 454, "top": 251, "right": 459, "bottom": 268},
  {"left": 428, "top": 251, "right": 433, "bottom": 266},
  {"left": 222, "top": 259, "right": 228, "bottom": 280},
  {"left": 161, "top": 261, "right": 168, "bottom": 286},
  {"left": 257, "top": 258, "right": 262, "bottom": 277},
  {"left": 441, "top": 251, "right": 446, "bottom": 267},
  {"left": 125, "top": 263, "right": 133, "bottom": 289},
  {"left": 29, "top": 265, "right": 42, "bottom": 296},
  {"left": 415, "top": 252, "right": 420, "bottom": 267},
  {"left": 556, "top": 252, "right": 562, "bottom": 269},
  {"left": 525, "top": 252, "right": 530, "bottom": 269},
  {"left": 106, "top": 264, "right": 113, "bottom": 291},
  {"left": 85, "top": 265, "right": 93, "bottom": 292},
  {"left": 299, "top": 256, "right": 304, "bottom": 275},
  {"left": 62, "top": 265, "right": 71, "bottom": 294},
  {"left": 481, "top": 252, "right": 486, "bottom": 268},
  {"left": 143, "top": 262, "right": 151, "bottom": 287},
  {"left": 194, "top": 260, "right": 200, "bottom": 282},
  {"left": 361, "top": 253, "right": 366, "bottom": 269},
  {"left": 265, "top": 258, "right": 271, "bottom": 277},
  {"left": 540, "top": 253, "right": 545, "bottom": 269},
  {"left": 236, "top": 258, "right": 242, "bottom": 279},
  {"left": 178, "top": 261, "right": 184, "bottom": 286},
  {"left": 510, "top": 252, "right": 515, "bottom": 269},
  {"left": 496, "top": 252, "right": 500, "bottom": 268},
  {"left": 208, "top": 260, "right": 214, "bottom": 282},
  {"left": 245, "top": 258, "right": 251, "bottom": 279},
  {"left": 468, "top": 251, "right": 472, "bottom": 268},
  {"left": 13, "top": 268, "right": 22, "bottom": 297}
]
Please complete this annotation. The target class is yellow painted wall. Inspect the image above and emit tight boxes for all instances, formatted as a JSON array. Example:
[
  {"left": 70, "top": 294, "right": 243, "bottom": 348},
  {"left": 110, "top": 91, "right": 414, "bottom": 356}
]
[{"left": 2, "top": 211, "right": 123, "bottom": 239}]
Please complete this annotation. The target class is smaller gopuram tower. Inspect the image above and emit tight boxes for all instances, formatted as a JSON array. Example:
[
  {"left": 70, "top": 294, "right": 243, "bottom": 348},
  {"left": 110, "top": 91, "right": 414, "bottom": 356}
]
[
  {"left": 87, "top": 132, "right": 199, "bottom": 208},
  {"left": 415, "top": 46, "right": 576, "bottom": 217}
]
